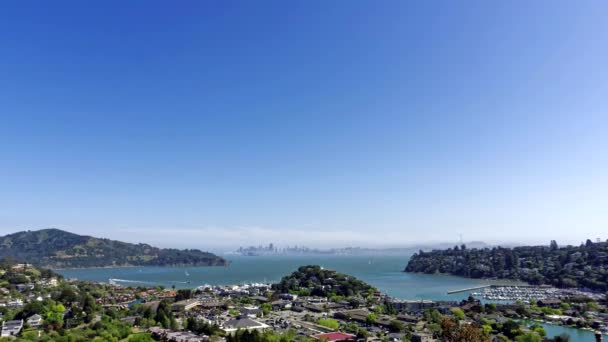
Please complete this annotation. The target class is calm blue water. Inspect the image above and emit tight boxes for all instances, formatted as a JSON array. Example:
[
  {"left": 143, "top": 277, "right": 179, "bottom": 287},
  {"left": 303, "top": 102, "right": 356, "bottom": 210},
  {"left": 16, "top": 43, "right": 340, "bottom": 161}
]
[
  {"left": 521, "top": 320, "right": 607, "bottom": 342},
  {"left": 58, "top": 255, "right": 501, "bottom": 301}
]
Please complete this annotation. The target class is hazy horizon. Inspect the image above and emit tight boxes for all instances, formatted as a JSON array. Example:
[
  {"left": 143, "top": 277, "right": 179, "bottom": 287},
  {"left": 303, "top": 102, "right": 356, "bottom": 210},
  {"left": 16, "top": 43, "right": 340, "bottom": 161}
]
[
  {"left": 0, "top": 226, "right": 597, "bottom": 253},
  {"left": 1, "top": 2, "right": 607, "bottom": 249}
]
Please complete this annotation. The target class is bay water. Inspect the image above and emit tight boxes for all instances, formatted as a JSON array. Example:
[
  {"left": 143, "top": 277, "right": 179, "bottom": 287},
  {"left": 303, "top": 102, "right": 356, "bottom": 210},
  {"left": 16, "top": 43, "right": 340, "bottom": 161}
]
[{"left": 59, "top": 255, "right": 500, "bottom": 301}]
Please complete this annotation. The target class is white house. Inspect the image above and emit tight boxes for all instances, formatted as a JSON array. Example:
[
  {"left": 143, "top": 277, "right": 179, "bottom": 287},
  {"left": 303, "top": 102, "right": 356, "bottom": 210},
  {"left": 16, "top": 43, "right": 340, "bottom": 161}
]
[
  {"left": 27, "top": 314, "right": 43, "bottom": 328},
  {"left": 1, "top": 319, "right": 24, "bottom": 337}
]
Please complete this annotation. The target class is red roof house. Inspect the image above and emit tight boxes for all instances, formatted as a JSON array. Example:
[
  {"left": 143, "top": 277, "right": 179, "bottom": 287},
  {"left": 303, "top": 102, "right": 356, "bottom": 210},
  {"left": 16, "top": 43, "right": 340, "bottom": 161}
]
[{"left": 312, "top": 332, "right": 356, "bottom": 341}]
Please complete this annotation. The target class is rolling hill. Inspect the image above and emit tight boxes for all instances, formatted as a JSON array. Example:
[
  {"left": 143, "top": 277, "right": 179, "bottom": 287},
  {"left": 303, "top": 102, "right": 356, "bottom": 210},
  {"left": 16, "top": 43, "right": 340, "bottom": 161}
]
[{"left": 0, "top": 228, "right": 227, "bottom": 269}]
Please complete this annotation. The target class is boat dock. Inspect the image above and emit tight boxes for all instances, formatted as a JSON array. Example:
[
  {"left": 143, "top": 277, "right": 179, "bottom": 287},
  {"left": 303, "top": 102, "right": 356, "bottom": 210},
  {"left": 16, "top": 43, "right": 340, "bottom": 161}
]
[{"left": 447, "top": 285, "right": 492, "bottom": 294}]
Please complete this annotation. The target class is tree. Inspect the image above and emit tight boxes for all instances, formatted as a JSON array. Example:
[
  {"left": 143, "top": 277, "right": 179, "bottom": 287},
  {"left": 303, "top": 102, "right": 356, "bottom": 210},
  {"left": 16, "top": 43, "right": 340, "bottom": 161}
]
[
  {"left": 17, "top": 301, "right": 44, "bottom": 319},
  {"left": 457, "top": 324, "right": 490, "bottom": 342},
  {"left": 45, "top": 303, "right": 66, "bottom": 330},
  {"left": 357, "top": 328, "right": 369, "bottom": 340},
  {"left": 451, "top": 308, "right": 465, "bottom": 320},
  {"left": 515, "top": 332, "right": 542, "bottom": 342},
  {"left": 129, "top": 334, "right": 155, "bottom": 342},
  {"left": 441, "top": 317, "right": 490, "bottom": 342},
  {"left": 550, "top": 240, "right": 558, "bottom": 250},
  {"left": 366, "top": 313, "right": 377, "bottom": 325},
  {"left": 155, "top": 300, "right": 174, "bottom": 329},
  {"left": 82, "top": 293, "right": 98, "bottom": 323},
  {"left": 389, "top": 320, "right": 405, "bottom": 333},
  {"left": 55, "top": 287, "right": 79, "bottom": 305},
  {"left": 317, "top": 318, "right": 339, "bottom": 330}
]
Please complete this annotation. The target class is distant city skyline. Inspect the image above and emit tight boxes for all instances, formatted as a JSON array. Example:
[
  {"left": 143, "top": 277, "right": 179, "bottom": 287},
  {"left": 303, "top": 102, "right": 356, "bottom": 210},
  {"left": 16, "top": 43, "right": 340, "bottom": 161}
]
[{"left": 1, "top": 1, "right": 607, "bottom": 249}]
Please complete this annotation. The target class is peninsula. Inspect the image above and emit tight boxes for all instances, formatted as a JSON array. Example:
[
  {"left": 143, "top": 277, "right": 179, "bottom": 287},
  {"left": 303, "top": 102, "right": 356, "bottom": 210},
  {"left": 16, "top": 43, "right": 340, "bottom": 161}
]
[
  {"left": 0, "top": 228, "right": 227, "bottom": 269},
  {"left": 405, "top": 240, "right": 608, "bottom": 292}
]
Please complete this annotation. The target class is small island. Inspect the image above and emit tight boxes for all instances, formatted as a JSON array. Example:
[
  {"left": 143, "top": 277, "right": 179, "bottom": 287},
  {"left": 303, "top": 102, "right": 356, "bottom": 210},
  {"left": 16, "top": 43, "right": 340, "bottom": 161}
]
[
  {"left": 0, "top": 228, "right": 228, "bottom": 269},
  {"left": 405, "top": 240, "right": 608, "bottom": 292}
]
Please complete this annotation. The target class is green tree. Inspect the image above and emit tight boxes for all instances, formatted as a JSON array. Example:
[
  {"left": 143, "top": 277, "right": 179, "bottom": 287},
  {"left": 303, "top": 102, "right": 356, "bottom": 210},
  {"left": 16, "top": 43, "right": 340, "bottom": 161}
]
[
  {"left": 82, "top": 293, "right": 98, "bottom": 323},
  {"left": 515, "top": 332, "right": 542, "bottom": 342},
  {"left": 317, "top": 318, "right": 340, "bottom": 330},
  {"left": 45, "top": 303, "right": 66, "bottom": 330},
  {"left": 389, "top": 320, "right": 405, "bottom": 333},
  {"left": 261, "top": 303, "right": 271, "bottom": 316},
  {"left": 366, "top": 313, "right": 377, "bottom": 325},
  {"left": 154, "top": 300, "right": 174, "bottom": 329},
  {"left": 451, "top": 308, "right": 465, "bottom": 320},
  {"left": 128, "top": 334, "right": 156, "bottom": 342}
]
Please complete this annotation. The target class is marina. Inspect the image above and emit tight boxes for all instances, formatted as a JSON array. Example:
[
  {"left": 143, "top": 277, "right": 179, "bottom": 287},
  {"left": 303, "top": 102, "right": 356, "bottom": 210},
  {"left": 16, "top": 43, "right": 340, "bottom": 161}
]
[{"left": 471, "top": 285, "right": 605, "bottom": 302}]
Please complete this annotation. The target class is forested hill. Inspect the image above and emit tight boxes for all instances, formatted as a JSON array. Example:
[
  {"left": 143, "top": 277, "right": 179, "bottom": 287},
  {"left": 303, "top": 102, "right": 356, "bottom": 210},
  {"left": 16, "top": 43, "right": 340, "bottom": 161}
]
[
  {"left": 0, "top": 228, "right": 227, "bottom": 269},
  {"left": 404, "top": 240, "right": 608, "bottom": 291},
  {"left": 273, "top": 265, "right": 376, "bottom": 298}
]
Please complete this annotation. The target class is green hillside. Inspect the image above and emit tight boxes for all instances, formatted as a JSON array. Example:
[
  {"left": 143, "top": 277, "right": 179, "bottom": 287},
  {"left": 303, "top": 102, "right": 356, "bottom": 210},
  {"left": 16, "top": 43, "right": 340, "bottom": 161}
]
[
  {"left": 405, "top": 240, "right": 608, "bottom": 291},
  {"left": 273, "top": 265, "right": 376, "bottom": 298},
  {"left": 0, "top": 228, "right": 227, "bottom": 268}
]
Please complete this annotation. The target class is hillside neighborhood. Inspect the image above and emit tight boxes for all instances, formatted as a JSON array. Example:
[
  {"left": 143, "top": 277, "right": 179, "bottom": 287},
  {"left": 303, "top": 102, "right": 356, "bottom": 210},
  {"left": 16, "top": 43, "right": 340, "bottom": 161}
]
[{"left": 0, "top": 262, "right": 606, "bottom": 341}]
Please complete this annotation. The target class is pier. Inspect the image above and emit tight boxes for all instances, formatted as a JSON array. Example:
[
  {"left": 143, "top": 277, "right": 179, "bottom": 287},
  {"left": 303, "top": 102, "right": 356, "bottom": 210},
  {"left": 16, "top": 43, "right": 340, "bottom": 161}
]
[{"left": 447, "top": 285, "right": 492, "bottom": 294}]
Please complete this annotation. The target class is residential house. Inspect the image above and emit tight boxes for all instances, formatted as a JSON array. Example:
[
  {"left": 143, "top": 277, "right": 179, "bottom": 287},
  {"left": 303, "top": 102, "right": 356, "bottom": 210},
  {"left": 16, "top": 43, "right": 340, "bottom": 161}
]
[
  {"left": 171, "top": 298, "right": 200, "bottom": 312},
  {"left": 537, "top": 298, "right": 562, "bottom": 308},
  {"left": 222, "top": 317, "right": 269, "bottom": 334},
  {"left": 312, "top": 332, "right": 355, "bottom": 341},
  {"left": 1, "top": 320, "right": 24, "bottom": 337},
  {"left": 27, "top": 314, "right": 43, "bottom": 328},
  {"left": 240, "top": 306, "right": 261, "bottom": 318},
  {"left": 411, "top": 332, "right": 434, "bottom": 342},
  {"left": 271, "top": 300, "right": 292, "bottom": 311}
]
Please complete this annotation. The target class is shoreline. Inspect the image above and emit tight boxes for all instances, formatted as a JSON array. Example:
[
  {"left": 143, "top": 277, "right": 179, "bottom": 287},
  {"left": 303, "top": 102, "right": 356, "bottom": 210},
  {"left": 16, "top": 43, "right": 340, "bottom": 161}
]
[{"left": 53, "top": 263, "right": 229, "bottom": 271}]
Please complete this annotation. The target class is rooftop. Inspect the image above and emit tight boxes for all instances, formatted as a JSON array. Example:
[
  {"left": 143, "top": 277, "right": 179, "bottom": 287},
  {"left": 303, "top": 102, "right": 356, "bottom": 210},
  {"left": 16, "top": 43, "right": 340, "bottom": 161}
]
[{"left": 312, "top": 332, "right": 356, "bottom": 341}]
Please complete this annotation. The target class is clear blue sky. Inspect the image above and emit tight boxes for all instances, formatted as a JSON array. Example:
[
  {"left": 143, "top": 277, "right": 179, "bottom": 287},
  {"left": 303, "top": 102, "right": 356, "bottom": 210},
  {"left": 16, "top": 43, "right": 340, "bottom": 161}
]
[{"left": 1, "top": 1, "right": 607, "bottom": 249}]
